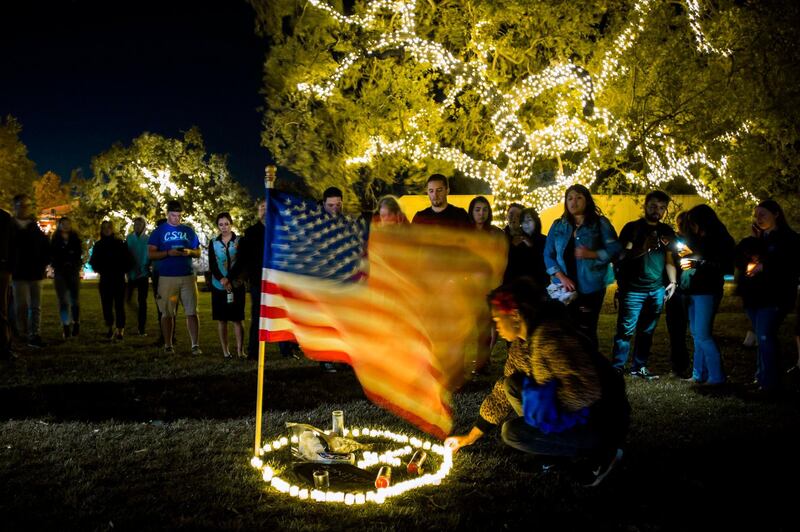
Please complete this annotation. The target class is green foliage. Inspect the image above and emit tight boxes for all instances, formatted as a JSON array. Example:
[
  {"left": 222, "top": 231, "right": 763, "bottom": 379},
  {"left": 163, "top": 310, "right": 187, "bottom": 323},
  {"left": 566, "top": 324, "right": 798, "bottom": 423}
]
[
  {"left": 0, "top": 115, "right": 38, "bottom": 210},
  {"left": 32, "top": 171, "right": 70, "bottom": 211},
  {"left": 252, "top": 0, "right": 800, "bottom": 223},
  {"left": 73, "top": 128, "right": 255, "bottom": 240}
]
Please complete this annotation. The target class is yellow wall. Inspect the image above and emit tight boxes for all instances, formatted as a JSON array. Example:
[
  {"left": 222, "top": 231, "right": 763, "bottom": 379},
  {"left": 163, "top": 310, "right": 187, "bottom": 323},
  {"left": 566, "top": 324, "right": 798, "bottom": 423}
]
[{"left": 397, "top": 194, "right": 704, "bottom": 233}]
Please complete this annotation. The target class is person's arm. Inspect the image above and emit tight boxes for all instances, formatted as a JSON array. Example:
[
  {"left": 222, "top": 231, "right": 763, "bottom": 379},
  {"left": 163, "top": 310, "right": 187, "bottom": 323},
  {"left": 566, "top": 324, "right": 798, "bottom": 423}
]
[
  {"left": 614, "top": 222, "right": 635, "bottom": 262},
  {"left": 148, "top": 244, "right": 171, "bottom": 260},
  {"left": 40, "top": 231, "right": 52, "bottom": 268},
  {"left": 446, "top": 339, "right": 530, "bottom": 452},
  {"left": 228, "top": 234, "right": 246, "bottom": 281},
  {"left": 594, "top": 217, "right": 621, "bottom": 264},
  {"left": 664, "top": 252, "right": 678, "bottom": 299},
  {"left": 122, "top": 240, "right": 135, "bottom": 274},
  {"left": 186, "top": 231, "right": 201, "bottom": 258},
  {"left": 544, "top": 222, "right": 576, "bottom": 290},
  {"left": 444, "top": 426, "right": 484, "bottom": 453},
  {"left": 88, "top": 241, "right": 99, "bottom": 271},
  {"left": 49, "top": 236, "right": 60, "bottom": 270},
  {"left": 208, "top": 241, "right": 224, "bottom": 282},
  {"left": 543, "top": 221, "right": 561, "bottom": 276}
]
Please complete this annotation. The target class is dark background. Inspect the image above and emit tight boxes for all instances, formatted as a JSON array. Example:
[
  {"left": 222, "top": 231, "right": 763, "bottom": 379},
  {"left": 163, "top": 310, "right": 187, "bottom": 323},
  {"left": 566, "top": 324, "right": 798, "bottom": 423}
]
[{"left": 1, "top": 0, "right": 269, "bottom": 196}]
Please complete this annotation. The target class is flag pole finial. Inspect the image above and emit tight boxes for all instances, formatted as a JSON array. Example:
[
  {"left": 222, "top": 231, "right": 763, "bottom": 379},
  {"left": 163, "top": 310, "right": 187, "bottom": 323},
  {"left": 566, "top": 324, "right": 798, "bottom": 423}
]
[{"left": 265, "top": 165, "right": 276, "bottom": 189}]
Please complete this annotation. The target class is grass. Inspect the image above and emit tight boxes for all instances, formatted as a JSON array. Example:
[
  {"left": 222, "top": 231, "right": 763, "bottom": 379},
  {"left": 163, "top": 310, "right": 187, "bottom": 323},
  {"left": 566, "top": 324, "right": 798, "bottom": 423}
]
[{"left": 1, "top": 281, "right": 799, "bottom": 531}]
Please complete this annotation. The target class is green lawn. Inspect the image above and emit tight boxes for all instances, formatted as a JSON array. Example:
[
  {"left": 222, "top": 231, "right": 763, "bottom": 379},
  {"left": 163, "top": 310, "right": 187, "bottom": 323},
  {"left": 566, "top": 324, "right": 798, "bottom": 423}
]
[{"left": 1, "top": 281, "right": 798, "bottom": 531}]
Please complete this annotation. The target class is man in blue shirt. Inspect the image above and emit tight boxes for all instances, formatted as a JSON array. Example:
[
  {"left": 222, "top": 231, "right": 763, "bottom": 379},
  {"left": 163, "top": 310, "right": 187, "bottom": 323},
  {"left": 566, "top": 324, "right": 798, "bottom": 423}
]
[{"left": 147, "top": 200, "right": 202, "bottom": 354}]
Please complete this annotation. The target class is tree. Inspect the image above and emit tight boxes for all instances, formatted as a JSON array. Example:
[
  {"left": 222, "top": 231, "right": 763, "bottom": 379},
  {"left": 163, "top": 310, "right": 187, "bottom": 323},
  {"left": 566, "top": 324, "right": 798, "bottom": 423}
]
[
  {"left": 0, "top": 115, "right": 38, "bottom": 210},
  {"left": 73, "top": 127, "right": 255, "bottom": 240},
  {"left": 33, "top": 171, "right": 70, "bottom": 211},
  {"left": 252, "top": 0, "right": 800, "bottom": 224}
]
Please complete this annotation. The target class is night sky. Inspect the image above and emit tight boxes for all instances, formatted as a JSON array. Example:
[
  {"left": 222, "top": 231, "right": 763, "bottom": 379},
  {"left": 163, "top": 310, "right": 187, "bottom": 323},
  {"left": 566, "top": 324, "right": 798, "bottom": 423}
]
[{"left": 1, "top": 0, "right": 269, "bottom": 196}]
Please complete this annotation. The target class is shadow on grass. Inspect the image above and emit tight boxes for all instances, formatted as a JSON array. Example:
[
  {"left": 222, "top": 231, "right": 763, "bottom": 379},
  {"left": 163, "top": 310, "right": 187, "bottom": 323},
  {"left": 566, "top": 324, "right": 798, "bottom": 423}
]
[{"left": 0, "top": 366, "right": 369, "bottom": 422}]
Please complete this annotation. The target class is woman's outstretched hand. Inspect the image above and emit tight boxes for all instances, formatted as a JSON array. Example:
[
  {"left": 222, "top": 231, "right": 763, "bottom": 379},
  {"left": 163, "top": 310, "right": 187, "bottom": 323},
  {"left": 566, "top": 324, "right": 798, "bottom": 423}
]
[{"left": 444, "top": 427, "right": 484, "bottom": 454}]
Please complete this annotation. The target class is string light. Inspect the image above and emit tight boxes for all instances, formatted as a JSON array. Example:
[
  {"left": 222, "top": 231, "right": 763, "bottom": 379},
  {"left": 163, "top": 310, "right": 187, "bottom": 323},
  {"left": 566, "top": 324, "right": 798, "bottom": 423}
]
[
  {"left": 250, "top": 426, "right": 454, "bottom": 505},
  {"left": 298, "top": 0, "right": 753, "bottom": 213}
]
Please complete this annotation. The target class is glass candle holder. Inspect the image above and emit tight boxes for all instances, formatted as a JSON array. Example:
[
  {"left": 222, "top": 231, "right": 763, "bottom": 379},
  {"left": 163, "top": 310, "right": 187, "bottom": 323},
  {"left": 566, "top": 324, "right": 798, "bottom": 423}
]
[{"left": 313, "top": 469, "right": 330, "bottom": 489}]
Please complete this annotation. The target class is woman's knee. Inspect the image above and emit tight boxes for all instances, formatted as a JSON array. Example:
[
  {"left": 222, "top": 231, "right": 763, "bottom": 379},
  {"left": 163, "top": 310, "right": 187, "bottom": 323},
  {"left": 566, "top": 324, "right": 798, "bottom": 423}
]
[{"left": 500, "top": 419, "right": 524, "bottom": 449}]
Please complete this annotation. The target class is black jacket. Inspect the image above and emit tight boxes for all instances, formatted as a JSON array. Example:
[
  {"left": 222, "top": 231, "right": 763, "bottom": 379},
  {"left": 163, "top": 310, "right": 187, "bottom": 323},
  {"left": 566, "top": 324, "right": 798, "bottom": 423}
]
[
  {"left": 679, "top": 232, "right": 735, "bottom": 296},
  {"left": 735, "top": 228, "right": 800, "bottom": 311},
  {"left": 504, "top": 233, "right": 549, "bottom": 287},
  {"left": 50, "top": 231, "right": 83, "bottom": 276},
  {"left": 231, "top": 221, "right": 264, "bottom": 287},
  {"left": 11, "top": 218, "right": 50, "bottom": 281},
  {"left": 89, "top": 235, "right": 133, "bottom": 278}
]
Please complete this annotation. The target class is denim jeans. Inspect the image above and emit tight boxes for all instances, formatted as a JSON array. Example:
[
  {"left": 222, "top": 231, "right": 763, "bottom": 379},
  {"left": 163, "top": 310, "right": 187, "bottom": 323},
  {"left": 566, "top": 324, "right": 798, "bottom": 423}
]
[
  {"left": 611, "top": 287, "right": 665, "bottom": 370},
  {"left": 745, "top": 306, "right": 784, "bottom": 390},
  {"left": 54, "top": 272, "right": 80, "bottom": 325},
  {"left": 686, "top": 294, "right": 725, "bottom": 384},
  {"left": 12, "top": 279, "right": 42, "bottom": 339}
]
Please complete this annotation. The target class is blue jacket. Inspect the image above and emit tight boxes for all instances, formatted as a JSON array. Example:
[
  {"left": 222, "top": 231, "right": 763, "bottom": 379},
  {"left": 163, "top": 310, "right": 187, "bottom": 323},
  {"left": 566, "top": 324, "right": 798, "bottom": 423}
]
[{"left": 544, "top": 216, "right": 621, "bottom": 294}]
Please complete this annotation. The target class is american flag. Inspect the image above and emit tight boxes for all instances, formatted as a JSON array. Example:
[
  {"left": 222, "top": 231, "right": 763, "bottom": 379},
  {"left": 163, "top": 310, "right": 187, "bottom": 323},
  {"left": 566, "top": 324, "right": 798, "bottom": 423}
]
[{"left": 260, "top": 191, "right": 507, "bottom": 438}]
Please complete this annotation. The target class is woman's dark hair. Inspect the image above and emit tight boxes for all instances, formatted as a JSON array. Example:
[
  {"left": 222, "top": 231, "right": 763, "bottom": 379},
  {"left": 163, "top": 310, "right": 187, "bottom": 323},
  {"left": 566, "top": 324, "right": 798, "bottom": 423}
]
[
  {"left": 520, "top": 207, "right": 542, "bottom": 237},
  {"left": 675, "top": 211, "right": 688, "bottom": 236},
  {"left": 685, "top": 204, "right": 731, "bottom": 243},
  {"left": 488, "top": 277, "right": 549, "bottom": 331},
  {"left": 561, "top": 184, "right": 603, "bottom": 227},
  {"left": 215, "top": 212, "right": 233, "bottom": 225},
  {"left": 756, "top": 199, "right": 790, "bottom": 231},
  {"left": 468, "top": 196, "right": 493, "bottom": 226}
]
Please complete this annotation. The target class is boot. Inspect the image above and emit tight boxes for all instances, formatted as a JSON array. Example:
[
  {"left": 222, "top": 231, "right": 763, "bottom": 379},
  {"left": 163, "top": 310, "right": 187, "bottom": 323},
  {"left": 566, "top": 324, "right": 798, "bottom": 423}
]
[
  {"left": 62, "top": 325, "right": 71, "bottom": 339},
  {"left": 114, "top": 328, "right": 124, "bottom": 341},
  {"left": 72, "top": 322, "right": 80, "bottom": 337}
]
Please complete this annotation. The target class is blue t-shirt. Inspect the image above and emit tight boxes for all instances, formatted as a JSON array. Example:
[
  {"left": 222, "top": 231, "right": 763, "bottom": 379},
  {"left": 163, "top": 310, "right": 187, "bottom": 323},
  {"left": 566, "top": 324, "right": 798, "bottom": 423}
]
[{"left": 147, "top": 223, "right": 200, "bottom": 277}]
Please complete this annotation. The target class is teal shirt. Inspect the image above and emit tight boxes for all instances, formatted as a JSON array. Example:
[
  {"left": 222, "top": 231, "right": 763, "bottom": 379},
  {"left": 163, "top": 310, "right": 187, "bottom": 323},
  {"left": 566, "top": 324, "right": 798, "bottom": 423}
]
[{"left": 126, "top": 231, "right": 151, "bottom": 280}]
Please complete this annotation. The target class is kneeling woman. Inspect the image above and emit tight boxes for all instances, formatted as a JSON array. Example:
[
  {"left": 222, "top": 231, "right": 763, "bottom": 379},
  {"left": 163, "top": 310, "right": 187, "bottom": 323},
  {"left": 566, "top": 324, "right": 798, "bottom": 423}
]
[{"left": 445, "top": 278, "right": 630, "bottom": 486}]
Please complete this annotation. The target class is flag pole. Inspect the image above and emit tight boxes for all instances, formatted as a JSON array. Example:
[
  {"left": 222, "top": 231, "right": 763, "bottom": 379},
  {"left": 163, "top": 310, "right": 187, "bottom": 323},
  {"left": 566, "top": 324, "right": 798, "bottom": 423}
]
[{"left": 254, "top": 164, "right": 276, "bottom": 457}]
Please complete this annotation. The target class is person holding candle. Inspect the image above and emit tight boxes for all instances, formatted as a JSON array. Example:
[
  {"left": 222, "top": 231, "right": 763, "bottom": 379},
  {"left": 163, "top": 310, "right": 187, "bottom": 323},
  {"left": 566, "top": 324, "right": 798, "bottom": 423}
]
[
  {"left": 678, "top": 204, "right": 736, "bottom": 388},
  {"left": 734, "top": 200, "right": 800, "bottom": 394}
]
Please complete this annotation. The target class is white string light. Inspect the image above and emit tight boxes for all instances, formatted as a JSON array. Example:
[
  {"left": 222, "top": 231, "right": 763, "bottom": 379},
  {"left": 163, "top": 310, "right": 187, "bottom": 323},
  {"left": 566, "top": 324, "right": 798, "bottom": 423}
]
[
  {"left": 297, "top": 0, "right": 752, "bottom": 212},
  {"left": 250, "top": 426, "right": 453, "bottom": 505}
]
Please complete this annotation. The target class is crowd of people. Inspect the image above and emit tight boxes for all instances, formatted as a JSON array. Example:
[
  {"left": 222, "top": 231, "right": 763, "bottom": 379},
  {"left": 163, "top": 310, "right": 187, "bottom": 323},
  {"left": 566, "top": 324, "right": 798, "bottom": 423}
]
[{"left": 1, "top": 177, "right": 798, "bottom": 485}]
